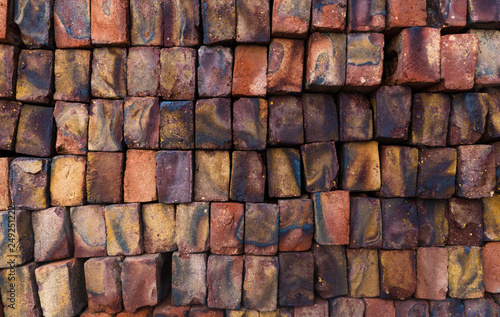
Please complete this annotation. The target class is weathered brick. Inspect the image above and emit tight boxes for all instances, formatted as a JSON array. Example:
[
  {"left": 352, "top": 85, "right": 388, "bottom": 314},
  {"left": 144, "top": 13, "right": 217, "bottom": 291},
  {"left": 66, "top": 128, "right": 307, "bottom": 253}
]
[
  {"left": 86, "top": 152, "right": 123, "bottom": 204},
  {"left": 482, "top": 242, "right": 500, "bottom": 293},
  {"left": 54, "top": 0, "right": 91, "bottom": 48},
  {"left": 279, "top": 252, "right": 314, "bottom": 307},
  {"left": 329, "top": 297, "right": 365, "bottom": 317},
  {"left": 364, "top": 298, "right": 395, "bottom": 317},
  {"left": 268, "top": 95, "right": 304, "bottom": 145},
  {"left": 294, "top": 297, "right": 329, "bottom": 317},
  {"left": 346, "top": 248, "right": 379, "bottom": 297},
  {"left": 142, "top": 203, "right": 176, "bottom": 253},
  {"left": 90, "top": 0, "right": 128, "bottom": 45},
  {"left": 311, "top": 0, "right": 346, "bottom": 32},
  {"left": 448, "top": 246, "right": 484, "bottom": 299},
  {"left": 81, "top": 310, "right": 116, "bottom": 317},
  {"left": 232, "top": 98, "right": 268, "bottom": 150},
  {"left": 84, "top": 256, "right": 123, "bottom": 314},
  {"left": 345, "top": 33, "right": 384, "bottom": 91},
  {"left": 0, "top": 100, "right": 21, "bottom": 151},
  {"left": 189, "top": 306, "right": 224, "bottom": 317},
  {"left": 0, "top": 0, "right": 20, "bottom": 45},
  {"left": 235, "top": 0, "right": 270, "bottom": 43},
  {"left": 469, "top": 29, "right": 500, "bottom": 86},
  {"left": 260, "top": 308, "right": 293, "bottom": 317},
  {"left": 379, "top": 250, "right": 416, "bottom": 300},
  {"left": 347, "top": 0, "right": 385, "bottom": 32},
  {"left": 394, "top": 300, "right": 429, "bottom": 317},
  {"left": 194, "top": 151, "right": 230, "bottom": 202},
  {"left": 429, "top": 298, "right": 464, "bottom": 316},
  {"left": 463, "top": 299, "right": 500, "bottom": 317},
  {"left": 70, "top": 205, "right": 106, "bottom": 257},
  {"left": 302, "top": 93, "right": 339, "bottom": 143},
  {"left": 54, "top": 49, "right": 91, "bottom": 102},
  {"left": 372, "top": 85, "right": 412, "bottom": 141},
  {"left": 313, "top": 244, "right": 348, "bottom": 298},
  {"left": 415, "top": 247, "right": 448, "bottom": 300},
  {"left": 267, "top": 38, "right": 304, "bottom": 94},
  {"left": 301, "top": 142, "right": 338, "bottom": 193},
  {"left": 155, "top": 151, "right": 192, "bottom": 204},
  {"left": 416, "top": 199, "right": 448, "bottom": 247},
  {"left": 271, "top": 0, "right": 311, "bottom": 39},
  {"left": 232, "top": 45, "right": 267, "bottom": 97},
  {"left": 278, "top": 199, "right": 313, "bottom": 251},
  {"left": 153, "top": 296, "right": 191, "bottom": 316},
  {"left": 456, "top": 145, "right": 495, "bottom": 198},
  {"left": 340, "top": 141, "right": 381, "bottom": 192},
  {"left": 123, "top": 150, "right": 157, "bottom": 203},
  {"left": 381, "top": 198, "right": 418, "bottom": 249},
  {"left": 446, "top": 197, "right": 483, "bottom": 246},
  {"left": 0, "top": 262, "right": 41, "bottom": 316},
  {"left": 195, "top": 98, "right": 232, "bottom": 149},
  {"left": 0, "top": 209, "right": 33, "bottom": 268},
  {"left": 379, "top": 146, "right": 418, "bottom": 197},
  {"left": 53, "top": 102, "right": 88, "bottom": 155},
  {"left": 198, "top": 46, "right": 233, "bottom": 98},
  {"left": 227, "top": 308, "right": 259, "bottom": 317},
  {"left": 0, "top": 44, "right": 18, "bottom": 98},
  {"left": 416, "top": 147, "right": 457, "bottom": 199},
  {"left": 201, "top": 0, "right": 235, "bottom": 44},
  {"left": 426, "top": 0, "right": 467, "bottom": 30},
  {"left": 10, "top": 157, "right": 50, "bottom": 210},
  {"left": 130, "top": 0, "right": 162, "bottom": 46},
  {"left": 35, "top": 258, "right": 87, "bottom": 317},
  {"left": 210, "top": 202, "right": 244, "bottom": 255},
  {"left": 32, "top": 207, "right": 73, "bottom": 262},
  {"left": 495, "top": 142, "right": 500, "bottom": 191},
  {"left": 159, "top": 101, "right": 194, "bottom": 150},
  {"left": 312, "top": 191, "right": 349, "bottom": 245},
  {"left": 449, "top": 93, "right": 488, "bottom": 145},
  {"left": 50, "top": 155, "right": 86, "bottom": 207},
  {"left": 349, "top": 197, "right": 382, "bottom": 248},
  {"left": 91, "top": 47, "right": 127, "bottom": 99},
  {"left": 243, "top": 256, "right": 278, "bottom": 312},
  {"left": 230, "top": 151, "right": 266, "bottom": 202},
  {"left": 122, "top": 253, "right": 169, "bottom": 313},
  {"left": 117, "top": 307, "right": 154, "bottom": 317},
  {"left": 305, "top": 32, "right": 346, "bottom": 92},
  {"left": 14, "top": 0, "right": 53, "bottom": 48},
  {"left": 386, "top": 0, "right": 427, "bottom": 31},
  {"left": 267, "top": 148, "right": 301, "bottom": 198},
  {"left": 16, "top": 49, "right": 54, "bottom": 103},
  {"left": 126, "top": 47, "right": 160, "bottom": 97},
  {"left": 15, "top": 104, "right": 54, "bottom": 157},
  {"left": 338, "top": 92, "right": 373, "bottom": 141},
  {"left": 175, "top": 202, "right": 210, "bottom": 253},
  {"left": 160, "top": 47, "right": 196, "bottom": 100},
  {"left": 207, "top": 255, "right": 243, "bottom": 309},
  {"left": 171, "top": 252, "right": 207, "bottom": 306},
  {"left": 244, "top": 203, "right": 278, "bottom": 255},
  {"left": 482, "top": 88, "right": 500, "bottom": 141},
  {"left": 163, "top": 0, "right": 200, "bottom": 47},
  {"left": 105, "top": 203, "right": 143, "bottom": 256},
  {"left": 468, "top": 0, "right": 500, "bottom": 28},
  {"left": 0, "top": 158, "right": 10, "bottom": 210},
  {"left": 483, "top": 194, "right": 500, "bottom": 241},
  {"left": 123, "top": 97, "right": 159, "bottom": 149}
]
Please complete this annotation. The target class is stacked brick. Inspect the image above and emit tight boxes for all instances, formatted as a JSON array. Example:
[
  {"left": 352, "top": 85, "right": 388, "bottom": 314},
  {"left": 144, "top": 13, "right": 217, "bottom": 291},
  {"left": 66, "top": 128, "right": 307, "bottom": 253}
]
[{"left": 1, "top": 0, "right": 500, "bottom": 316}]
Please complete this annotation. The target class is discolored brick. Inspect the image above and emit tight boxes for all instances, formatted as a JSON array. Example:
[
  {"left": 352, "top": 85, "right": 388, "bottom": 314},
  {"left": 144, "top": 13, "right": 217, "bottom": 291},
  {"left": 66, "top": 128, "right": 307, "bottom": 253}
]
[
  {"left": 175, "top": 202, "right": 210, "bottom": 253},
  {"left": 347, "top": 0, "right": 385, "bottom": 32},
  {"left": 416, "top": 147, "right": 457, "bottom": 199},
  {"left": 159, "top": 101, "right": 194, "bottom": 150},
  {"left": 243, "top": 256, "right": 278, "bottom": 312},
  {"left": 160, "top": 47, "right": 196, "bottom": 100},
  {"left": 91, "top": 47, "right": 127, "bottom": 99},
  {"left": 84, "top": 256, "right": 123, "bottom": 314},
  {"left": 468, "top": 0, "right": 500, "bottom": 28},
  {"left": 142, "top": 203, "right": 176, "bottom": 253},
  {"left": 0, "top": 262, "right": 41, "bottom": 316},
  {"left": 86, "top": 152, "right": 123, "bottom": 204},
  {"left": 54, "top": 0, "right": 91, "bottom": 48},
  {"left": 271, "top": 0, "right": 311, "bottom": 39},
  {"left": 126, "top": 47, "right": 160, "bottom": 97},
  {"left": 349, "top": 197, "right": 382, "bottom": 249},
  {"left": 311, "top": 0, "right": 346, "bottom": 32},
  {"left": 394, "top": 300, "right": 429, "bottom": 317},
  {"left": 153, "top": 296, "right": 191, "bottom": 316},
  {"left": 232, "top": 98, "right": 267, "bottom": 150},
  {"left": 426, "top": 0, "right": 467, "bottom": 30},
  {"left": 0, "top": 44, "right": 18, "bottom": 98},
  {"left": 236, "top": 0, "right": 270, "bottom": 43},
  {"left": 155, "top": 150, "right": 192, "bottom": 204},
  {"left": 469, "top": 29, "right": 500, "bottom": 86},
  {"left": 463, "top": 299, "right": 500, "bottom": 316},
  {"left": 302, "top": 93, "right": 339, "bottom": 143},
  {"left": 201, "top": 0, "right": 235, "bottom": 45},
  {"left": 495, "top": 142, "right": 500, "bottom": 191},
  {"left": 260, "top": 308, "right": 293, "bottom": 317},
  {"left": 50, "top": 155, "right": 86, "bottom": 207},
  {"left": 449, "top": 93, "right": 488, "bottom": 145},
  {"left": 32, "top": 207, "right": 73, "bottom": 263},
  {"left": 429, "top": 298, "right": 464, "bottom": 316},
  {"left": 227, "top": 308, "right": 259, "bottom": 317},
  {"left": 230, "top": 151, "right": 266, "bottom": 203},
  {"left": 482, "top": 88, "right": 500, "bottom": 141},
  {"left": 54, "top": 49, "right": 91, "bottom": 102},
  {"left": 232, "top": 45, "right": 267, "bottom": 97},
  {"left": 105, "top": 203, "right": 143, "bottom": 256},
  {"left": 483, "top": 194, "right": 500, "bottom": 241},
  {"left": 415, "top": 247, "right": 448, "bottom": 300},
  {"left": 0, "top": 0, "right": 20, "bottom": 45},
  {"left": 386, "top": 0, "right": 427, "bottom": 31},
  {"left": 0, "top": 99, "right": 21, "bottom": 151},
  {"left": 411, "top": 93, "right": 451, "bottom": 146},
  {"left": 123, "top": 97, "right": 159, "bottom": 149},
  {"left": 279, "top": 252, "right": 314, "bottom": 307},
  {"left": 379, "top": 146, "right": 418, "bottom": 197},
  {"left": 278, "top": 199, "right": 313, "bottom": 251},
  {"left": 456, "top": 145, "right": 495, "bottom": 198},
  {"left": 195, "top": 98, "right": 232, "bottom": 149},
  {"left": 15, "top": 104, "right": 54, "bottom": 157},
  {"left": 198, "top": 46, "right": 233, "bottom": 98},
  {"left": 0, "top": 209, "right": 33, "bottom": 268},
  {"left": 340, "top": 141, "right": 381, "bottom": 192},
  {"left": 207, "top": 255, "right": 243, "bottom": 310},
  {"left": 347, "top": 248, "right": 379, "bottom": 298},
  {"left": 329, "top": 297, "right": 365, "bottom": 317},
  {"left": 301, "top": 142, "right": 338, "bottom": 193},
  {"left": 123, "top": 150, "right": 157, "bottom": 203},
  {"left": 446, "top": 197, "right": 483, "bottom": 246},
  {"left": 345, "top": 33, "right": 384, "bottom": 91},
  {"left": 372, "top": 85, "right": 412, "bottom": 141},
  {"left": 0, "top": 158, "right": 10, "bottom": 210},
  {"left": 244, "top": 203, "right": 278, "bottom": 255},
  {"left": 53, "top": 102, "right": 88, "bottom": 155},
  {"left": 381, "top": 198, "right": 418, "bottom": 250},
  {"left": 70, "top": 205, "right": 106, "bottom": 257},
  {"left": 194, "top": 151, "right": 229, "bottom": 202},
  {"left": 90, "top": 0, "right": 128, "bottom": 45},
  {"left": 482, "top": 242, "right": 500, "bottom": 293},
  {"left": 267, "top": 38, "right": 304, "bottom": 94},
  {"left": 364, "top": 298, "right": 395, "bottom": 317},
  {"left": 267, "top": 148, "right": 301, "bottom": 198},
  {"left": 171, "top": 252, "right": 207, "bottom": 306},
  {"left": 448, "top": 246, "right": 484, "bottom": 299},
  {"left": 130, "top": 0, "right": 163, "bottom": 46},
  {"left": 338, "top": 92, "right": 373, "bottom": 141},
  {"left": 312, "top": 191, "right": 349, "bottom": 245},
  {"left": 163, "top": 0, "right": 200, "bottom": 47},
  {"left": 313, "top": 244, "right": 348, "bottom": 298},
  {"left": 189, "top": 306, "right": 224, "bottom": 317},
  {"left": 14, "top": 0, "right": 53, "bottom": 48},
  {"left": 10, "top": 157, "right": 50, "bottom": 210},
  {"left": 416, "top": 199, "right": 448, "bottom": 247},
  {"left": 16, "top": 50, "right": 54, "bottom": 103},
  {"left": 268, "top": 95, "right": 304, "bottom": 145},
  {"left": 379, "top": 250, "right": 416, "bottom": 300},
  {"left": 294, "top": 298, "right": 329, "bottom": 317},
  {"left": 210, "top": 202, "right": 244, "bottom": 255}
]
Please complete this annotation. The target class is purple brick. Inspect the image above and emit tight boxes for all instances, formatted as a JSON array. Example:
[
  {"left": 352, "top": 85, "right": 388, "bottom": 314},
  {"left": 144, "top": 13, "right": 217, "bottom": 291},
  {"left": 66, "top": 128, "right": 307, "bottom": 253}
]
[
  {"left": 0, "top": 99, "right": 21, "bottom": 151},
  {"left": 124, "top": 97, "right": 160, "bottom": 149},
  {"left": 14, "top": 0, "right": 53, "bottom": 48},
  {"left": 195, "top": 98, "right": 232, "bottom": 150},
  {"left": 88, "top": 99, "right": 124, "bottom": 152},
  {"left": 232, "top": 98, "right": 268, "bottom": 150},
  {"left": 416, "top": 199, "right": 448, "bottom": 247},
  {"left": 381, "top": 198, "right": 418, "bottom": 249},
  {"left": 126, "top": 47, "right": 160, "bottom": 97},
  {"left": 469, "top": 30, "right": 500, "bottom": 86},
  {"left": 15, "top": 104, "right": 54, "bottom": 157},
  {"left": 463, "top": 299, "right": 500, "bottom": 316},
  {"left": 268, "top": 95, "right": 304, "bottom": 146},
  {"left": 373, "top": 85, "right": 412, "bottom": 141},
  {"left": 207, "top": 255, "right": 243, "bottom": 309},
  {"left": 32, "top": 207, "right": 73, "bottom": 263},
  {"left": 279, "top": 199, "right": 313, "bottom": 251},
  {"left": 301, "top": 142, "right": 339, "bottom": 193},
  {"left": 429, "top": 298, "right": 464, "bottom": 316},
  {"left": 159, "top": 101, "right": 194, "bottom": 150},
  {"left": 0, "top": 44, "right": 18, "bottom": 98},
  {"left": 449, "top": 93, "right": 488, "bottom": 145},
  {"left": 416, "top": 147, "right": 457, "bottom": 199},
  {"left": 10, "top": 157, "right": 50, "bottom": 210},
  {"left": 198, "top": 46, "right": 233, "bottom": 98},
  {"left": 163, "top": 0, "right": 200, "bottom": 47},
  {"left": 279, "top": 252, "right": 314, "bottom": 307},
  {"left": 338, "top": 92, "right": 373, "bottom": 141},
  {"left": 456, "top": 145, "right": 496, "bottom": 198},
  {"left": 294, "top": 297, "right": 329, "bottom": 317},
  {"left": 302, "top": 93, "right": 339, "bottom": 143},
  {"left": 236, "top": 0, "right": 270, "bottom": 43},
  {"left": 244, "top": 203, "right": 278, "bottom": 255},
  {"left": 313, "top": 244, "right": 348, "bottom": 298},
  {"left": 468, "top": 0, "right": 500, "bottom": 28},
  {"left": 230, "top": 151, "right": 266, "bottom": 202},
  {"left": 160, "top": 47, "right": 196, "bottom": 100},
  {"left": 347, "top": 0, "right": 385, "bottom": 32},
  {"left": 156, "top": 151, "right": 192, "bottom": 204}
]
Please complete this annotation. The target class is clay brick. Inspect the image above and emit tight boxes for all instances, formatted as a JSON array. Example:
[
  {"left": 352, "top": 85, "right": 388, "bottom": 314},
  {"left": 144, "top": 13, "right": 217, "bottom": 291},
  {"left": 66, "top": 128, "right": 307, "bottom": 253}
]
[
  {"left": 469, "top": 29, "right": 500, "bottom": 86},
  {"left": 122, "top": 253, "right": 169, "bottom": 313},
  {"left": 448, "top": 246, "right": 484, "bottom": 299},
  {"left": 347, "top": 0, "right": 385, "bottom": 32},
  {"left": 278, "top": 199, "right": 313, "bottom": 251},
  {"left": 232, "top": 98, "right": 268, "bottom": 150},
  {"left": 329, "top": 297, "right": 365, "bottom": 317},
  {"left": 244, "top": 203, "right": 278, "bottom": 255},
  {"left": 272, "top": 0, "right": 311, "bottom": 39},
  {"left": 385, "top": 28, "right": 440, "bottom": 86},
  {"left": 456, "top": 145, "right": 495, "bottom": 198},
  {"left": 0, "top": 262, "right": 41, "bottom": 316},
  {"left": 207, "top": 255, "right": 243, "bottom": 310},
  {"left": 105, "top": 204, "right": 143, "bottom": 256},
  {"left": 482, "top": 242, "right": 500, "bottom": 293},
  {"left": 340, "top": 141, "right": 381, "bottom": 192},
  {"left": 313, "top": 244, "right": 348, "bottom": 298},
  {"left": 171, "top": 252, "right": 207, "bottom": 306},
  {"left": 32, "top": 207, "right": 73, "bottom": 262},
  {"left": 81, "top": 310, "right": 115, "bottom": 317},
  {"left": 0, "top": 0, "right": 20, "bottom": 45},
  {"left": 117, "top": 307, "right": 155, "bottom": 317},
  {"left": 54, "top": 0, "right": 91, "bottom": 48},
  {"left": 130, "top": 0, "right": 162, "bottom": 46},
  {"left": 15, "top": 104, "right": 54, "bottom": 157},
  {"left": 86, "top": 152, "right": 124, "bottom": 204},
  {"left": 70, "top": 205, "right": 106, "bottom": 257},
  {"left": 301, "top": 142, "right": 338, "bottom": 193},
  {"left": 294, "top": 297, "right": 329, "bottom": 317},
  {"left": 230, "top": 151, "right": 266, "bottom": 202},
  {"left": 381, "top": 198, "right": 418, "bottom": 249},
  {"left": 268, "top": 95, "right": 304, "bottom": 145},
  {"left": 123, "top": 97, "right": 159, "bottom": 149},
  {"left": 279, "top": 252, "right": 314, "bottom": 307},
  {"left": 349, "top": 197, "right": 382, "bottom": 248},
  {"left": 416, "top": 199, "right": 448, "bottom": 247},
  {"left": 267, "top": 148, "right": 302, "bottom": 198},
  {"left": 160, "top": 47, "right": 196, "bottom": 100},
  {"left": 16, "top": 50, "right": 54, "bottom": 103},
  {"left": 35, "top": 258, "right": 87, "bottom": 317},
  {"left": 226, "top": 309, "right": 259, "bottom": 317},
  {"left": 54, "top": 49, "right": 91, "bottom": 103},
  {"left": 495, "top": 142, "right": 500, "bottom": 191},
  {"left": 163, "top": 0, "right": 200, "bottom": 47},
  {"left": 415, "top": 247, "right": 448, "bottom": 300},
  {"left": 302, "top": 93, "right": 339, "bottom": 143},
  {"left": 236, "top": 0, "right": 269, "bottom": 43},
  {"left": 53, "top": 102, "right": 88, "bottom": 155},
  {"left": 127, "top": 47, "right": 160, "bottom": 97},
  {"left": 260, "top": 309, "right": 293, "bottom": 317},
  {"left": 267, "top": 38, "right": 304, "bottom": 94},
  {"left": 426, "top": 0, "right": 467, "bottom": 30},
  {"left": 311, "top": 0, "right": 346, "bottom": 32},
  {"left": 345, "top": 33, "right": 384, "bottom": 92},
  {"left": 84, "top": 256, "right": 123, "bottom": 314},
  {"left": 468, "top": 0, "right": 500, "bottom": 28},
  {"left": 0, "top": 158, "right": 10, "bottom": 210},
  {"left": 372, "top": 85, "right": 412, "bottom": 141},
  {"left": 91, "top": 47, "right": 127, "bottom": 98},
  {"left": 312, "top": 191, "right": 349, "bottom": 245},
  {"left": 364, "top": 298, "right": 395, "bottom": 317},
  {"left": 394, "top": 300, "right": 429, "bottom": 317},
  {"left": 243, "top": 256, "right": 278, "bottom": 312},
  {"left": 449, "top": 93, "right": 488, "bottom": 145},
  {"left": 210, "top": 202, "right": 244, "bottom": 255},
  {"left": 123, "top": 150, "right": 157, "bottom": 203},
  {"left": 346, "top": 248, "right": 379, "bottom": 297},
  {"left": 429, "top": 298, "right": 464, "bottom": 316},
  {"left": 50, "top": 155, "right": 86, "bottom": 207},
  {"left": 338, "top": 92, "right": 373, "bottom": 141},
  {"left": 153, "top": 296, "right": 191, "bottom": 316},
  {"left": 194, "top": 151, "right": 230, "bottom": 202},
  {"left": 175, "top": 202, "right": 210, "bottom": 253},
  {"left": 201, "top": 0, "right": 235, "bottom": 44},
  {"left": 88, "top": 99, "right": 124, "bottom": 152},
  {"left": 0, "top": 100, "right": 21, "bottom": 151},
  {"left": 482, "top": 88, "right": 500, "bottom": 141},
  {"left": 90, "top": 0, "right": 128, "bottom": 45},
  {"left": 0, "top": 44, "right": 18, "bottom": 98},
  {"left": 379, "top": 250, "right": 416, "bottom": 300},
  {"left": 159, "top": 101, "right": 194, "bottom": 150},
  {"left": 0, "top": 209, "right": 33, "bottom": 268},
  {"left": 463, "top": 299, "right": 500, "bottom": 316},
  {"left": 305, "top": 32, "right": 346, "bottom": 92},
  {"left": 483, "top": 194, "right": 500, "bottom": 241},
  {"left": 379, "top": 146, "right": 418, "bottom": 197},
  {"left": 14, "top": 0, "right": 53, "bottom": 48},
  {"left": 416, "top": 147, "right": 457, "bottom": 199},
  {"left": 446, "top": 198, "right": 483, "bottom": 246},
  {"left": 142, "top": 203, "right": 176, "bottom": 253},
  {"left": 195, "top": 98, "right": 232, "bottom": 149},
  {"left": 386, "top": 0, "right": 427, "bottom": 31},
  {"left": 10, "top": 157, "right": 50, "bottom": 210},
  {"left": 156, "top": 151, "right": 192, "bottom": 204},
  {"left": 189, "top": 306, "right": 224, "bottom": 317},
  {"left": 232, "top": 45, "right": 267, "bottom": 97},
  {"left": 198, "top": 46, "right": 233, "bottom": 98}
]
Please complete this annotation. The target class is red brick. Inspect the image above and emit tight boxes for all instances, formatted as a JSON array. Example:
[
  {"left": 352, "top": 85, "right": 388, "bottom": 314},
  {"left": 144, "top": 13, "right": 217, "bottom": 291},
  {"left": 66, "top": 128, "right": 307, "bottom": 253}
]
[
  {"left": 0, "top": 0, "right": 20, "bottom": 45},
  {"left": 267, "top": 38, "right": 304, "bottom": 94},
  {"left": 294, "top": 297, "right": 329, "bottom": 317},
  {"left": 468, "top": 0, "right": 500, "bottom": 28},
  {"left": 232, "top": 45, "right": 267, "bottom": 97},
  {"left": 91, "top": 0, "right": 129, "bottom": 45},
  {"left": 124, "top": 150, "right": 157, "bottom": 203},
  {"left": 117, "top": 307, "right": 154, "bottom": 317},
  {"left": 313, "top": 191, "right": 350, "bottom": 245},
  {"left": 386, "top": 0, "right": 427, "bottom": 31},
  {"left": 197, "top": 46, "right": 233, "bottom": 98},
  {"left": 345, "top": 33, "right": 384, "bottom": 92},
  {"left": 54, "top": 0, "right": 92, "bottom": 48},
  {"left": 427, "top": 0, "right": 467, "bottom": 30},
  {"left": 272, "top": 0, "right": 311, "bottom": 39},
  {"left": 153, "top": 295, "right": 191, "bottom": 316},
  {"left": 482, "top": 242, "right": 500, "bottom": 293},
  {"left": 456, "top": 145, "right": 496, "bottom": 198},
  {"left": 311, "top": 0, "right": 346, "bottom": 32},
  {"left": 364, "top": 298, "right": 396, "bottom": 317},
  {"left": 210, "top": 202, "right": 244, "bottom": 255},
  {"left": 415, "top": 247, "right": 448, "bottom": 300},
  {"left": 0, "top": 157, "right": 10, "bottom": 210},
  {"left": 84, "top": 256, "right": 123, "bottom": 314},
  {"left": 54, "top": 102, "right": 88, "bottom": 155}
]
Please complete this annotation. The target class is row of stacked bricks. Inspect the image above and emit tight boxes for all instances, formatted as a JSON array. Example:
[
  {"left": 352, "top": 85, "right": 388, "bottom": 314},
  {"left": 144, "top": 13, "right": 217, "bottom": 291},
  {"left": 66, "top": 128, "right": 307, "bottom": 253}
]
[{"left": 1, "top": 0, "right": 500, "bottom": 316}]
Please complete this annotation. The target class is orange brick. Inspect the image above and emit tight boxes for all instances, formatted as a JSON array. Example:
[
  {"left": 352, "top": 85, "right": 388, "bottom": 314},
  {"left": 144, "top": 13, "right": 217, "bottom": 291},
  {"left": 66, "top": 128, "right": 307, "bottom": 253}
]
[
  {"left": 232, "top": 45, "right": 267, "bottom": 97},
  {"left": 123, "top": 150, "right": 157, "bottom": 203}
]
